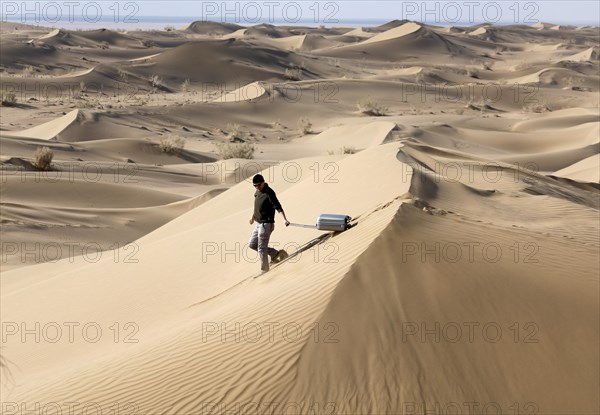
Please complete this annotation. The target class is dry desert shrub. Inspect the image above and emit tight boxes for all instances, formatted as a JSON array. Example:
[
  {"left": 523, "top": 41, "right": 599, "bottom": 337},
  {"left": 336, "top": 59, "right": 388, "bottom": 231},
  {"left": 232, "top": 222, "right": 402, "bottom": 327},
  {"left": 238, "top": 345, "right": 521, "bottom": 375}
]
[
  {"left": 482, "top": 61, "right": 494, "bottom": 71},
  {"left": 298, "top": 117, "right": 312, "bottom": 134},
  {"left": 357, "top": 97, "right": 388, "bottom": 116},
  {"left": 32, "top": 146, "right": 53, "bottom": 170},
  {"left": 159, "top": 135, "right": 185, "bottom": 154},
  {"left": 467, "top": 67, "right": 480, "bottom": 78},
  {"left": 270, "top": 120, "right": 285, "bottom": 130},
  {"left": 181, "top": 78, "right": 191, "bottom": 93},
  {"left": 226, "top": 123, "right": 244, "bottom": 142},
  {"left": 22, "top": 65, "right": 34, "bottom": 77},
  {"left": 464, "top": 99, "right": 495, "bottom": 112},
  {"left": 0, "top": 92, "right": 17, "bottom": 106},
  {"left": 523, "top": 102, "right": 551, "bottom": 113},
  {"left": 415, "top": 71, "right": 427, "bottom": 84},
  {"left": 118, "top": 68, "right": 128, "bottom": 82},
  {"left": 149, "top": 74, "right": 163, "bottom": 90},
  {"left": 284, "top": 67, "right": 302, "bottom": 81},
  {"left": 328, "top": 146, "right": 358, "bottom": 155},
  {"left": 216, "top": 143, "right": 255, "bottom": 159},
  {"left": 341, "top": 146, "right": 357, "bottom": 154}
]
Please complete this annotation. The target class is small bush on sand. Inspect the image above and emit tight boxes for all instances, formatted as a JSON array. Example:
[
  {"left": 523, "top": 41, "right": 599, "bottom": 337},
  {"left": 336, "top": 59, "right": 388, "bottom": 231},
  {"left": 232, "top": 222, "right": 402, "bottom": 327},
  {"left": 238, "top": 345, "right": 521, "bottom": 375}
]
[
  {"left": 298, "top": 117, "right": 312, "bottom": 134},
  {"left": 467, "top": 67, "right": 480, "bottom": 78},
  {"left": 0, "top": 92, "right": 17, "bottom": 107},
  {"left": 22, "top": 65, "right": 34, "bottom": 77},
  {"left": 216, "top": 143, "right": 255, "bottom": 159},
  {"left": 341, "top": 146, "right": 357, "bottom": 154},
  {"left": 284, "top": 67, "right": 302, "bottom": 81},
  {"left": 482, "top": 61, "right": 493, "bottom": 71},
  {"left": 149, "top": 74, "right": 163, "bottom": 90},
  {"left": 159, "top": 135, "right": 185, "bottom": 154},
  {"left": 118, "top": 68, "right": 128, "bottom": 82},
  {"left": 32, "top": 146, "right": 53, "bottom": 170},
  {"left": 181, "top": 78, "right": 191, "bottom": 93},
  {"left": 357, "top": 97, "right": 388, "bottom": 116},
  {"left": 523, "top": 102, "right": 551, "bottom": 113},
  {"left": 226, "top": 123, "right": 244, "bottom": 142}
]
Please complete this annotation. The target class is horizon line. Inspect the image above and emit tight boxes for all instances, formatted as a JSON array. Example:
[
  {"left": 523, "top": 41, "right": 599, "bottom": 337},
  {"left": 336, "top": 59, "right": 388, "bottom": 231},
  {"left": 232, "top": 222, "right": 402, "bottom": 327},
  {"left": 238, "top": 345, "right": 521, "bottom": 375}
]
[{"left": 2, "top": 17, "right": 599, "bottom": 29}]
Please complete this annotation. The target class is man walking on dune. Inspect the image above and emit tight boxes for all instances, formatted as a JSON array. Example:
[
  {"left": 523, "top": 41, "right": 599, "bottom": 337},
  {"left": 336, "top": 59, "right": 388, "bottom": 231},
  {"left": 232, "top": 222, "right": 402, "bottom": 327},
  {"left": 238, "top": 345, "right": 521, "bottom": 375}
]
[{"left": 249, "top": 174, "right": 289, "bottom": 274}]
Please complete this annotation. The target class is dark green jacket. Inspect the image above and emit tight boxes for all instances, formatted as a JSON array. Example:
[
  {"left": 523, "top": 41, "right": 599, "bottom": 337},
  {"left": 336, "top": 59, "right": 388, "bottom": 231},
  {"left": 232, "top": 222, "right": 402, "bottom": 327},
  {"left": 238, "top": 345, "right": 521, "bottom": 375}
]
[{"left": 254, "top": 183, "right": 283, "bottom": 223}]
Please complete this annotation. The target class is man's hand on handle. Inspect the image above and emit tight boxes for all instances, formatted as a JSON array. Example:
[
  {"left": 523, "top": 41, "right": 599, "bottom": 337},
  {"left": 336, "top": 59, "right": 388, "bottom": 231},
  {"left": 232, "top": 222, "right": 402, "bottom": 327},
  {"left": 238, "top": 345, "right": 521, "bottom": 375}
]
[{"left": 279, "top": 210, "right": 290, "bottom": 227}]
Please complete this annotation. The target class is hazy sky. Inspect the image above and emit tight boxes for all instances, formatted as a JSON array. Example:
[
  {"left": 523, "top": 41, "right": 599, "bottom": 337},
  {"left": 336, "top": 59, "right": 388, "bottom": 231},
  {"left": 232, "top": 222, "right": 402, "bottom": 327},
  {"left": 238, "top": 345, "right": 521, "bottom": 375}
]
[{"left": 2, "top": 1, "right": 599, "bottom": 27}]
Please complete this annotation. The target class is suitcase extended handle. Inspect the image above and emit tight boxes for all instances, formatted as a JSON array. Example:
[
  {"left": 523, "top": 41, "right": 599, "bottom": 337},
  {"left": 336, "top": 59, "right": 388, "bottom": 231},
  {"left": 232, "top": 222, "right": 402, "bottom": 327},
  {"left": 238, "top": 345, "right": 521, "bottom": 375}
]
[{"left": 288, "top": 223, "right": 318, "bottom": 229}]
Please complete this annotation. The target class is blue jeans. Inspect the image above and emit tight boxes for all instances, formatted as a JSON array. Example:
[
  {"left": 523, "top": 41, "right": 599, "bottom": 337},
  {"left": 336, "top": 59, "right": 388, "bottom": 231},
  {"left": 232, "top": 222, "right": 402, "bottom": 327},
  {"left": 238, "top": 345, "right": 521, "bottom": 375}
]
[{"left": 248, "top": 222, "right": 278, "bottom": 272}]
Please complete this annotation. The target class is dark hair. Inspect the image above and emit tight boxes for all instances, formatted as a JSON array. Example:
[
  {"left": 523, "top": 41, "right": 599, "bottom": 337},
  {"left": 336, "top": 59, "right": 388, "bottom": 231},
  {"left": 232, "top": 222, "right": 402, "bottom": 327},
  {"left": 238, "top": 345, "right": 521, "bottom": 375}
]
[{"left": 252, "top": 174, "right": 264, "bottom": 184}]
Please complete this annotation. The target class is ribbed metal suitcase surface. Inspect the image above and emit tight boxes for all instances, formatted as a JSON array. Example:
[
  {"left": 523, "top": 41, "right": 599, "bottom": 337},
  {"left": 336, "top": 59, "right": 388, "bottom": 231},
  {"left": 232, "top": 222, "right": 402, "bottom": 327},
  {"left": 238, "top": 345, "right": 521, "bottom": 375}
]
[{"left": 316, "top": 214, "right": 351, "bottom": 231}]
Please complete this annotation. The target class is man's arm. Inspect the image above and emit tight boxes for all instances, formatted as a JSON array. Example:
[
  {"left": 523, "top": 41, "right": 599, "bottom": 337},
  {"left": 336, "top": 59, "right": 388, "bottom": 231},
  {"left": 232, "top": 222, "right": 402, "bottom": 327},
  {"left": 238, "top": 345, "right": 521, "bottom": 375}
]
[
  {"left": 268, "top": 188, "right": 290, "bottom": 226},
  {"left": 278, "top": 209, "right": 290, "bottom": 226}
]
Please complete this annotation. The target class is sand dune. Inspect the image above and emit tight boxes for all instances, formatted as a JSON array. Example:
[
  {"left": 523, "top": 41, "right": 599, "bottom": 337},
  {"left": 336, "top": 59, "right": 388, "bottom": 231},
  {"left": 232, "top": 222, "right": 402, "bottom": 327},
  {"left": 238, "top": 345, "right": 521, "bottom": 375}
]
[
  {"left": 34, "top": 28, "right": 142, "bottom": 49},
  {"left": 258, "top": 34, "right": 306, "bottom": 50},
  {"left": 54, "top": 66, "right": 96, "bottom": 78},
  {"left": 36, "top": 110, "right": 162, "bottom": 142},
  {"left": 244, "top": 23, "right": 290, "bottom": 38},
  {"left": 256, "top": 33, "right": 342, "bottom": 52},
  {"left": 464, "top": 24, "right": 585, "bottom": 44},
  {"left": 441, "top": 26, "right": 465, "bottom": 34},
  {"left": 127, "top": 52, "right": 162, "bottom": 61},
  {"left": 213, "top": 81, "right": 267, "bottom": 103},
  {"left": 508, "top": 66, "right": 591, "bottom": 85},
  {"left": 360, "top": 21, "right": 422, "bottom": 44},
  {"left": 0, "top": 39, "right": 60, "bottom": 68},
  {"left": 302, "top": 121, "right": 396, "bottom": 151},
  {"left": 299, "top": 34, "right": 342, "bottom": 51},
  {"left": 74, "top": 29, "right": 140, "bottom": 46},
  {"left": 1, "top": 141, "right": 414, "bottom": 404},
  {"left": 1, "top": 187, "right": 225, "bottom": 270},
  {"left": 342, "top": 27, "right": 374, "bottom": 38},
  {"left": 373, "top": 19, "right": 411, "bottom": 32},
  {"left": 36, "top": 28, "right": 61, "bottom": 40},
  {"left": 221, "top": 28, "right": 248, "bottom": 40},
  {"left": 4, "top": 110, "right": 79, "bottom": 140},
  {"left": 511, "top": 108, "right": 599, "bottom": 131},
  {"left": 125, "top": 39, "right": 306, "bottom": 85},
  {"left": 553, "top": 153, "right": 600, "bottom": 183},
  {"left": 319, "top": 22, "right": 472, "bottom": 61},
  {"left": 185, "top": 21, "right": 243, "bottom": 35},
  {"left": 565, "top": 47, "right": 598, "bottom": 62},
  {"left": 3, "top": 138, "right": 598, "bottom": 413},
  {"left": 469, "top": 27, "right": 488, "bottom": 36}
]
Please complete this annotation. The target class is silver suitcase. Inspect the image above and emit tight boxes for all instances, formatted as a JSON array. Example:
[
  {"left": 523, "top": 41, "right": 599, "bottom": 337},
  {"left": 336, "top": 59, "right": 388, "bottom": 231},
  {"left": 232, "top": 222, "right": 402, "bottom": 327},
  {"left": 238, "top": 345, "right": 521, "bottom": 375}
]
[{"left": 316, "top": 214, "right": 352, "bottom": 231}]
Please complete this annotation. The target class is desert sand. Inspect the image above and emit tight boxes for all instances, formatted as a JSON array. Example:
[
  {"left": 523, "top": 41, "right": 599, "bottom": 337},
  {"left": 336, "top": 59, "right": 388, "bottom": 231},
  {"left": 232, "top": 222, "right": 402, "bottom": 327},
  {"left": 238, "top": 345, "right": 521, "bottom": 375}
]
[{"left": 1, "top": 19, "right": 599, "bottom": 415}]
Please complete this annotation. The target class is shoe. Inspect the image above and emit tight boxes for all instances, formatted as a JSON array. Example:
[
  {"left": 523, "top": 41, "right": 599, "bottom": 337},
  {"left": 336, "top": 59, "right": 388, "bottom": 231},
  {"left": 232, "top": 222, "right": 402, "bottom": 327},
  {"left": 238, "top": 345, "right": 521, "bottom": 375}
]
[{"left": 271, "top": 249, "right": 289, "bottom": 264}]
